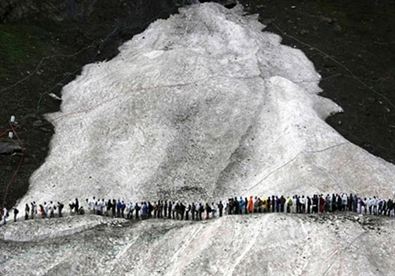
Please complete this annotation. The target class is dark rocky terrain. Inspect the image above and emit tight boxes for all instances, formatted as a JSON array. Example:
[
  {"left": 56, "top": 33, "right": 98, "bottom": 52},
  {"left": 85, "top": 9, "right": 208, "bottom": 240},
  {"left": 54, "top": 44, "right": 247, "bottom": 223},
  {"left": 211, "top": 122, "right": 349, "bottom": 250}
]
[{"left": 0, "top": 0, "right": 394, "bottom": 209}]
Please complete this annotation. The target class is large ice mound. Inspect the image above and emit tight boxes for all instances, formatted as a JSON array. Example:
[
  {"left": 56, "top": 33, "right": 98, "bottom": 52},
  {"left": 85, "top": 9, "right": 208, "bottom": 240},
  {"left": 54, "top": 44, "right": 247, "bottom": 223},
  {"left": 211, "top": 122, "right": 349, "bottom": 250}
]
[
  {"left": 1, "top": 215, "right": 395, "bottom": 275},
  {"left": 19, "top": 3, "right": 395, "bottom": 207}
]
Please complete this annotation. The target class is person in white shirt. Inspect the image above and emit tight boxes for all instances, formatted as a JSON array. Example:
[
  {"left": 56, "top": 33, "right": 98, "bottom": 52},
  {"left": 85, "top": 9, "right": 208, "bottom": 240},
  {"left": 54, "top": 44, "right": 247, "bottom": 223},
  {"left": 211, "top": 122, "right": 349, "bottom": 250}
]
[
  {"left": 300, "top": 196, "right": 306, "bottom": 213},
  {"left": 44, "top": 202, "right": 49, "bottom": 218},
  {"left": 1, "top": 207, "right": 8, "bottom": 226},
  {"left": 88, "top": 197, "right": 96, "bottom": 214}
]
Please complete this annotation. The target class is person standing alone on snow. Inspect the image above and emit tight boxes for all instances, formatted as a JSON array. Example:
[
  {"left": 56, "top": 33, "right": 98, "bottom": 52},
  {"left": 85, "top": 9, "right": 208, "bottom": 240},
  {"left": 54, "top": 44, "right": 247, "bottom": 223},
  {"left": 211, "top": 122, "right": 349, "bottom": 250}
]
[{"left": 13, "top": 208, "right": 19, "bottom": 222}]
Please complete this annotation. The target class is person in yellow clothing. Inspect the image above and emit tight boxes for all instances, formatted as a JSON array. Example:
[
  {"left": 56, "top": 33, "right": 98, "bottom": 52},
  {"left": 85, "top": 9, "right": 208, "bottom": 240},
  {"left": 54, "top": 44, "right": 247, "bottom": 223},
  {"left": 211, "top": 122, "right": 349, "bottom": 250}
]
[
  {"left": 261, "top": 197, "right": 267, "bottom": 212},
  {"left": 286, "top": 197, "right": 293, "bottom": 213}
]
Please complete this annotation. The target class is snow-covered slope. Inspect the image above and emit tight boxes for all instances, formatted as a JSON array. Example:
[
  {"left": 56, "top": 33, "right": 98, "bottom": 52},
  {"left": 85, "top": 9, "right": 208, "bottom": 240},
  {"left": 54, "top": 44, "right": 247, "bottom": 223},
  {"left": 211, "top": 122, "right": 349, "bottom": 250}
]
[
  {"left": 16, "top": 3, "right": 395, "bottom": 208},
  {"left": 4, "top": 3, "right": 395, "bottom": 275},
  {"left": 1, "top": 214, "right": 394, "bottom": 276}
]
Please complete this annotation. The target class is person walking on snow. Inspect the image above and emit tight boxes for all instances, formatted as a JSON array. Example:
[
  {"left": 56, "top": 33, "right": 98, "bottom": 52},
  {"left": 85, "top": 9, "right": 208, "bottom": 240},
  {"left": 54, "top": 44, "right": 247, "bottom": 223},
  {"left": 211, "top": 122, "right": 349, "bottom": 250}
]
[
  {"left": 44, "top": 202, "right": 49, "bottom": 218},
  {"left": 13, "top": 208, "right": 19, "bottom": 222},
  {"left": 57, "top": 202, "right": 64, "bottom": 217},
  {"left": 217, "top": 201, "right": 224, "bottom": 217},
  {"left": 31, "top": 201, "right": 36, "bottom": 219},
  {"left": 247, "top": 196, "right": 254, "bottom": 213},
  {"left": 48, "top": 201, "right": 54, "bottom": 218},
  {"left": 1, "top": 207, "right": 8, "bottom": 225},
  {"left": 25, "top": 203, "right": 30, "bottom": 220}
]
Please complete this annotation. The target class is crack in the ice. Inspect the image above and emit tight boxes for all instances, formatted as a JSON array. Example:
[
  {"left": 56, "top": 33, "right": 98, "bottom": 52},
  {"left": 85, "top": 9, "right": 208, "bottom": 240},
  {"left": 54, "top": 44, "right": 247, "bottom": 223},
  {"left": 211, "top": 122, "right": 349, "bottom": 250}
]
[
  {"left": 51, "top": 73, "right": 263, "bottom": 122},
  {"left": 247, "top": 142, "right": 348, "bottom": 192}
]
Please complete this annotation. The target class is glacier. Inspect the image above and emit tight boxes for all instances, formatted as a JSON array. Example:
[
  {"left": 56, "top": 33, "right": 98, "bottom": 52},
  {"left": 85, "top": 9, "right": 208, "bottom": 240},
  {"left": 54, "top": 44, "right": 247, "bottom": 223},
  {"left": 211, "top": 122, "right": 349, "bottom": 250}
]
[
  {"left": 2, "top": 3, "right": 395, "bottom": 275},
  {"left": 16, "top": 3, "right": 395, "bottom": 206}
]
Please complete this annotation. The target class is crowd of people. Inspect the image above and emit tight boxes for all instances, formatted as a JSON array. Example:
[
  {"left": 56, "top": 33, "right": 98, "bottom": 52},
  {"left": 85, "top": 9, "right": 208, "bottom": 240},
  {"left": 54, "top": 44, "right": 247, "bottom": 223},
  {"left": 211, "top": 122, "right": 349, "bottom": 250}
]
[{"left": 1, "top": 193, "right": 394, "bottom": 226}]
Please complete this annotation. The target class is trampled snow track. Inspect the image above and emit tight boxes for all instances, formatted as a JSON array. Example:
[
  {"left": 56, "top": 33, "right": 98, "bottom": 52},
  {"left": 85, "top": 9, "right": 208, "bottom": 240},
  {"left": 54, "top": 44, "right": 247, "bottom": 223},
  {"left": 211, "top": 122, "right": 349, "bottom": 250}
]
[{"left": 1, "top": 214, "right": 394, "bottom": 276}]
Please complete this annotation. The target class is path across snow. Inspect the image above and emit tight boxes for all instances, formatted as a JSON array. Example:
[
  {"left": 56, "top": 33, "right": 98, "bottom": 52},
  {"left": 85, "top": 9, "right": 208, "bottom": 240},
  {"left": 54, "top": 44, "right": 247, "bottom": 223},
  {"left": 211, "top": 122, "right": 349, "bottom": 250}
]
[{"left": 1, "top": 214, "right": 394, "bottom": 276}]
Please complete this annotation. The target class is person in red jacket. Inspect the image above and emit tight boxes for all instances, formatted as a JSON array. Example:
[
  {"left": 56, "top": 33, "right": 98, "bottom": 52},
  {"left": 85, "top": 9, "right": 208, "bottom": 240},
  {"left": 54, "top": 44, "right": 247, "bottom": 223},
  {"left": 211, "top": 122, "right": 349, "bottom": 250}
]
[
  {"left": 319, "top": 195, "right": 326, "bottom": 213},
  {"left": 247, "top": 196, "right": 254, "bottom": 213}
]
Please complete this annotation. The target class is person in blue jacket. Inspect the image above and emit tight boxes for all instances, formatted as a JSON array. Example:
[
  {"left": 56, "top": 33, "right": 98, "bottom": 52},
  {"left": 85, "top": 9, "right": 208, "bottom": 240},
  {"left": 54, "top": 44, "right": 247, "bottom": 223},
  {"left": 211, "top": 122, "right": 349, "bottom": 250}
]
[
  {"left": 142, "top": 202, "right": 148, "bottom": 219},
  {"left": 239, "top": 197, "right": 245, "bottom": 214}
]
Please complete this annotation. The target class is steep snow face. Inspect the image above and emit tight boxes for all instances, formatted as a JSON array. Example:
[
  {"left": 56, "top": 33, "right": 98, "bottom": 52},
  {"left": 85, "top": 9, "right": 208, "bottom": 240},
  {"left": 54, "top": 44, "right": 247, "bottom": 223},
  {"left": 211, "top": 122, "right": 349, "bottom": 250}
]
[
  {"left": 18, "top": 3, "right": 394, "bottom": 207},
  {"left": 1, "top": 215, "right": 395, "bottom": 276}
]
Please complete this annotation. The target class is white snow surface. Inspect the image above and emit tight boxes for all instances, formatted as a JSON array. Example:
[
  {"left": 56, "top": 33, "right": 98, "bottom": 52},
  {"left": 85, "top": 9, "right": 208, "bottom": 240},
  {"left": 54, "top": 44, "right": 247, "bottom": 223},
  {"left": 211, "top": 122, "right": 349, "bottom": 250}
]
[
  {"left": 1, "top": 214, "right": 395, "bottom": 276},
  {"left": 5, "top": 3, "right": 395, "bottom": 275}
]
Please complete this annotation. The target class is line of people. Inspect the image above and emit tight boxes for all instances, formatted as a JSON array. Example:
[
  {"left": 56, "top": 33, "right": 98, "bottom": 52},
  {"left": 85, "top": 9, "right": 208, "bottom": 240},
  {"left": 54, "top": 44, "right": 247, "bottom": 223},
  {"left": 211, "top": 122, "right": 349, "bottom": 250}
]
[{"left": 1, "top": 193, "right": 394, "bottom": 226}]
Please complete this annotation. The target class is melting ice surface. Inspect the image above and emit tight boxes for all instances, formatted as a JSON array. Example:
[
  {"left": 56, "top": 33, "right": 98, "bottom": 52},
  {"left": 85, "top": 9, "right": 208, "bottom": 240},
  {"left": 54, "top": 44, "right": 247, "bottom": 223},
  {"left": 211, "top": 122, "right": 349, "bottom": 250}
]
[
  {"left": 3, "top": 3, "right": 395, "bottom": 275},
  {"left": 20, "top": 3, "right": 394, "bottom": 205}
]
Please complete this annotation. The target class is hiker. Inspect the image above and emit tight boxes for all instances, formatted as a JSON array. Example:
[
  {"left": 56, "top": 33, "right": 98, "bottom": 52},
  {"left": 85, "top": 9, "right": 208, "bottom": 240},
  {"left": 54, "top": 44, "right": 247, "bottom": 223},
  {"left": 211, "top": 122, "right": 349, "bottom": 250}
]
[
  {"left": 218, "top": 201, "right": 224, "bottom": 217},
  {"left": 238, "top": 197, "right": 245, "bottom": 214},
  {"left": 186, "top": 204, "right": 191, "bottom": 220},
  {"left": 31, "top": 201, "right": 36, "bottom": 219},
  {"left": 99, "top": 199, "right": 106, "bottom": 215},
  {"left": 180, "top": 203, "right": 186, "bottom": 220},
  {"left": 153, "top": 202, "right": 158, "bottom": 218},
  {"left": 319, "top": 195, "right": 326, "bottom": 213},
  {"left": 88, "top": 197, "right": 95, "bottom": 214},
  {"left": 48, "top": 201, "right": 55, "bottom": 218},
  {"left": 227, "top": 198, "right": 233, "bottom": 215},
  {"left": 341, "top": 193, "right": 348, "bottom": 211},
  {"left": 74, "top": 198, "right": 79, "bottom": 214},
  {"left": 164, "top": 201, "right": 168, "bottom": 218},
  {"left": 115, "top": 200, "right": 121, "bottom": 217},
  {"left": 158, "top": 201, "right": 163, "bottom": 218},
  {"left": 105, "top": 199, "right": 111, "bottom": 216},
  {"left": 172, "top": 201, "right": 176, "bottom": 219},
  {"left": 253, "top": 197, "right": 260, "bottom": 213},
  {"left": 25, "top": 203, "right": 30, "bottom": 220},
  {"left": 111, "top": 199, "right": 116, "bottom": 217},
  {"left": 198, "top": 203, "right": 204, "bottom": 220},
  {"left": 13, "top": 208, "right": 19, "bottom": 222},
  {"left": 39, "top": 204, "right": 46, "bottom": 218},
  {"left": 148, "top": 202, "right": 153, "bottom": 218},
  {"left": 244, "top": 197, "right": 248, "bottom": 214},
  {"left": 325, "top": 194, "right": 331, "bottom": 212},
  {"left": 205, "top": 203, "right": 211, "bottom": 219},
  {"left": 191, "top": 203, "right": 196, "bottom": 220},
  {"left": 44, "top": 202, "right": 49, "bottom": 218},
  {"left": 134, "top": 203, "right": 141, "bottom": 219},
  {"left": 126, "top": 202, "right": 133, "bottom": 219},
  {"left": 57, "top": 202, "right": 64, "bottom": 217},
  {"left": 142, "top": 202, "right": 148, "bottom": 219},
  {"left": 168, "top": 201, "right": 172, "bottom": 219},
  {"left": 69, "top": 200, "right": 74, "bottom": 215},
  {"left": 357, "top": 197, "right": 362, "bottom": 214},
  {"left": 174, "top": 202, "right": 180, "bottom": 220},
  {"left": 1, "top": 207, "right": 8, "bottom": 225},
  {"left": 247, "top": 196, "right": 254, "bottom": 213},
  {"left": 300, "top": 196, "right": 306, "bottom": 213},
  {"left": 387, "top": 199, "right": 394, "bottom": 217},
  {"left": 286, "top": 197, "right": 292, "bottom": 213},
  {"left": 121, "top": 201, "right": 126, "bottom": 218}
]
